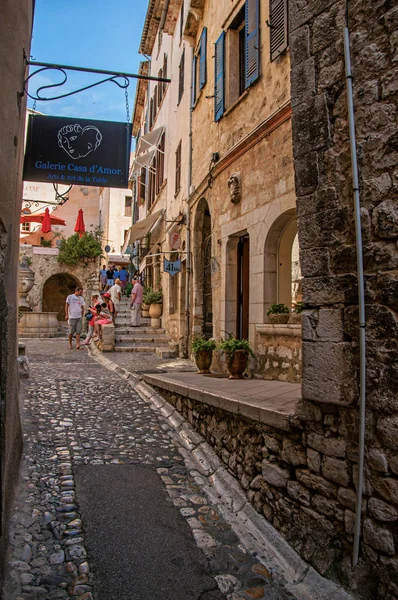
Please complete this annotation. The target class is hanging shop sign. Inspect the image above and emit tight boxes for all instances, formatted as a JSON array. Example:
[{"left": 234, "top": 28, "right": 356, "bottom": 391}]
[
  {"left": 164, "top": 258, "right": 181, "bottom": 277},
  {"left": 23, "top": 115, "right": 132, "bottom": 189}
]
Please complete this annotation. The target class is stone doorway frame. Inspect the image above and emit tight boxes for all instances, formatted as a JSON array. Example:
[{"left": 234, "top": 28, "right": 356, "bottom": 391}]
[
  {"left": 192, "top": 198, "right": 213, "bottom": 338},
  {"left": 263, "top": 208, "right": 297, "bottom": 320}
]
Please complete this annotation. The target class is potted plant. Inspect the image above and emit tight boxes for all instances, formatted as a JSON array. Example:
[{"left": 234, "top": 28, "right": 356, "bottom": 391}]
[
  {"left": 218, "top": 333, "right": 255, "bottom": 379},
  {"left": 191, "top": 336, "right": 216, "bottom": 374},
  {"left": 267, "top": 303, "right": 290, "bottom": 324},
  {"left": 290, "top": 301, "right": 304, "bottom": 324},
  {"left": 146, "top": 289, "right": 163, "bottom": 319},
  {"left": 141, "top": 287, "right": 152, "bottom": 318}
]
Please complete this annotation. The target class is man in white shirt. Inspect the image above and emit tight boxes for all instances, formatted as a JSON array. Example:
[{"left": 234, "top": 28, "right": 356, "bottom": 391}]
[
  {"left": 108, "top": 278, "right": 122, "bottom": 323},
  {"left": 131, "top": 277, "right": 144, "bottom": 327},
  {"left": 65, "top": 287, "right": 85, "bottom": 349}
]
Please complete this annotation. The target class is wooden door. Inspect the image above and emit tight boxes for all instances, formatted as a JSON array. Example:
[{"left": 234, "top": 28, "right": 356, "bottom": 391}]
[{"left": 237, "top": 235, "right": 249, "bottom": 339}]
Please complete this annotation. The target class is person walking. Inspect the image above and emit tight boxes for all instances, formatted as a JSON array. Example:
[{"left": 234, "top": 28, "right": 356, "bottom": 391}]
[
  {"left": 130, "top": 276, "right": 143, "bottom": 327},
  {"left": 105, "top": 265, "right": 114, "bottom": 291},
  {"left": 119, "top": 266, "right": 128, "bottom": 294},
  {"left": 109, "top": 278, "right": 122, "bottom": 323},
  {"left": 65, "top": 286, "right": 85, "bottom": 349},
  {"left": 99, "top": 264, "right": 107, "bottom": 291}
]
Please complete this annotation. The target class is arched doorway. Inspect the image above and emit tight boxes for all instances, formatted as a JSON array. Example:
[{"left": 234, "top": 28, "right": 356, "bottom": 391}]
[
  {"left": 264, "top": 209, "right": 301, "bottom": 318},
  {"left": 193, "top": 198, "right": 213, "bottom": 338},
  {"left": 43, "top": 273, "right": 80, "bottom": 321}
]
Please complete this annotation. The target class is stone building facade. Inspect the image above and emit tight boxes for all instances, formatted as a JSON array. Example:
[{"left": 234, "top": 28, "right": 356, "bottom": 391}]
[
  {"left": 0, "top": 0, "right": 34, "bottom": 581},
  {"left": 188, "top": 0, "right": 298, "bottom": 379},
  {"left": 289, "top": 0, "right": 398, "bottom": 597},
  {"left": 131, "top": 0, "right": 192, "bottom": 354},
  {"left": 131, "top": 0, "right": 301, "bottom": 375}
]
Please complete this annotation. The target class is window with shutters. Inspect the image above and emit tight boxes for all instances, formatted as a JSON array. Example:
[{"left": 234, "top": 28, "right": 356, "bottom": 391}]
[
  {"left": 175, "top": 141, "right": 182, "bottom": 196},
  {"left": 149, "top": 97, "right": 154, "bottom": 130},
  {"left": 180, "top": 1, "right": 184, "bottom": 39},
  {"left": 148, "top": 157, "right": 156, "bottom": 209},
  {"left": 215, "top": 0, "right": 260, "bottom": 121},
  {"left": 192, "top": 27, "right": 207, "bottom": 108},
  {"left": 178, "top": 49, "right": 185, "bottom": 104},
  {"left": 214, "top": 31, "right": 225, "bottom": 121},
  {"left": 226, "top": 6, "right": 246, "bottom": 106},
  {"left": 138, "top": 167, "right": 146, "bottom": 206},
  {"left": 153, "top": 86, "right": 158, "bottom": 118},
  {"left": 155, "top": 132, "right": 165, "bottom": 194},
  {"left": 158, "top": 70, "right": 163, "bottom": 105},
  {"left": 192, "top": 54, "right": 198, "bottom": 107},
  {"left": 133, "top": 196, "right": 139, "bottom": 224},
  {"left": 124, "top": 196, "right": 132, "bottom": 217},
  {"left": 163, "top": 54, "right": 168, "bottom": 95},
  {"left": 269, "top": 0, "right": 288, "bottom": 61}
]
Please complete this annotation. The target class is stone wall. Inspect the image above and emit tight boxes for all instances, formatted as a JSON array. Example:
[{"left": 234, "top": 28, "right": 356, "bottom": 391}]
[
  {"left": 255, "top": 324, "right": 302, "bottom": 382},
  {"left": 154, "top": 387, "right": 379, "bottom": 597},
  {"left": 0, "top": 0, "right": 33, "bottom": 583},
  {"left": 290, "top": 0, "right": 398, "bottom": 597},
  {"left": 21, "top": 247, "right": 99, "bottom": 319}
]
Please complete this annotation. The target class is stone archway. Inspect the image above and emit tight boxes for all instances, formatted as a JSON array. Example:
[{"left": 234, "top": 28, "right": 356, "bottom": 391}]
[
  {"left": 263, "top": 208, "right": 299, "bottom": 319},
  {"left": 42, "top": 273, "right": 81, "bottom": 321},
  {"left": 193, "top": 198, "right": 213, "bottom": 338}
]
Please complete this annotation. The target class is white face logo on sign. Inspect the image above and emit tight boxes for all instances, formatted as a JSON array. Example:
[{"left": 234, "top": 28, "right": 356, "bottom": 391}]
[{"left": 57, "top": 124, "right": 103, "bottom": 160}]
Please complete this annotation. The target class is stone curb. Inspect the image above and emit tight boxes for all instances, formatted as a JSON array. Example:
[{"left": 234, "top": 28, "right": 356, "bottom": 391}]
[{"left": 88, "top": 346, "right": 352, "bottom": 600}]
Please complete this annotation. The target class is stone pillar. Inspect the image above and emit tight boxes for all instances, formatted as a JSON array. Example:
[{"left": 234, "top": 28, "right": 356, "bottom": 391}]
[
  {"left": 99, "top": 323, "right": 115, "bottom": 352},
  {"left": 290, "top": 0, "right": 398, "bottom": 596}
]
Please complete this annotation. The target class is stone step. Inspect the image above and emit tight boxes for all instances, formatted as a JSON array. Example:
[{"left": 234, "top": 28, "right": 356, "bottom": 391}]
[
  {"left": 114, "top": 345, "right": 178, "bottom": 358},
  {"left": 18, "top": 332, "right": 67, "bottom": 339},
  {"left": 115, "top": 327, "right": 166, "bottom": 334},
  {"left": 115, "top": 336, "right": 170, "bottom": 343}
]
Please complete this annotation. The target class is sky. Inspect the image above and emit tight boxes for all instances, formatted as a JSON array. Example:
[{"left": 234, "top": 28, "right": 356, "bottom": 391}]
[{"left": 28, "top": 0, "right": 148, "bottom": 122}]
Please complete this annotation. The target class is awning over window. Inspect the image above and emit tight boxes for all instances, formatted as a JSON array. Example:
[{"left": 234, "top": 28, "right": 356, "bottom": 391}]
[
  {"left": 121, "top": 209, "right": 164, "bottom": 254},
  {"left": 136, "top": 126, "right": 165, "bottom": 155},
  {"left": 132, "top": 148, "right": 156, "bottom": 173}
]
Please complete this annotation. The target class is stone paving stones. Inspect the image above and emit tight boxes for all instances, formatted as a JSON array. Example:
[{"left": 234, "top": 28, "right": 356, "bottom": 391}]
[{"left": 4, "top": 340, "right": 291, "bottom": 600}]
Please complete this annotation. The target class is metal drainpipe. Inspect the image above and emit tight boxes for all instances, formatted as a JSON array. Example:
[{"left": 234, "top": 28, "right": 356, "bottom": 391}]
[
  {"left": 343, "top": 17, "right": 367, "bottom": 567},
  {"left": 184, "top": 45, "right": 194, "bottom": 358}
]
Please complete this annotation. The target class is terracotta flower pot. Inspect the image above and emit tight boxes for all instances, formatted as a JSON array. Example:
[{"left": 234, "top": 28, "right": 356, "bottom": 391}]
[
  {"left": 141, "top": 303, "right": 150, "bottom": 318},
  {"left": 268, "top": 313, "right": 290, "bottom": 324},
  {"left": 194, "top": 349, "right": 213, "bottom": 374},
  {"left": 227, "top": 350, "right": 248, "bottom": 379},
  {"left": 149, "top": 303, "right": 163, "bottom": 318}
]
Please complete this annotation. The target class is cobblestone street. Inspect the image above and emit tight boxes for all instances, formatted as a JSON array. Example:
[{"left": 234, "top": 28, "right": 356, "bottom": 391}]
[{"left": 4, "top": 340, "right": 292, "bottom": 600}]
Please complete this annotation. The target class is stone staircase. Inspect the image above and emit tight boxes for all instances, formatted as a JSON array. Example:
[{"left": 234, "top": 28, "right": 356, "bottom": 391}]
[{"left": 114, "top": 298, "right": 177, "bottom": 358}]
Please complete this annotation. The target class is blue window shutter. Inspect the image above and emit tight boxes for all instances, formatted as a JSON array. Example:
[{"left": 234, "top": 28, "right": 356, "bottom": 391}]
[
  {"left": 199, "top": 27, "right": 207, "bottom": 89},
  {"left": 192, "top": 55, "right": 197, "bottom": 107},
  {"left": 245, "top": 0, "right": 260, "bottom": 88},
  {"left": 214, "top": 31, "right": 225, "bottom": 122}
]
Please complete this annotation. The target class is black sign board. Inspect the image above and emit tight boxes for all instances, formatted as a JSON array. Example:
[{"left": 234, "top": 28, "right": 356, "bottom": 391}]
[{"left": 23, "top": 115, "right": 132, "bottom": 188}]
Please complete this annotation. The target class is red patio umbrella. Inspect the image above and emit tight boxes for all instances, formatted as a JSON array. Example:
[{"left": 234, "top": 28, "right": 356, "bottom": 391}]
[
  {"left": 74, "top": 209, "right": 85, "bottom": 237},
  {"left": 41, "top": 207, "right": 52, "bottom": 233},
  {"left": 20, "top": 211, "right": 66, "bottom": 226}
]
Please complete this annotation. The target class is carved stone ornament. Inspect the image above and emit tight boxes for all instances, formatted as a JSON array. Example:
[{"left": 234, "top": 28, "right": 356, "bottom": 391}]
[{"left": 227, "top": 172, "right": 241, "bottom": 204}]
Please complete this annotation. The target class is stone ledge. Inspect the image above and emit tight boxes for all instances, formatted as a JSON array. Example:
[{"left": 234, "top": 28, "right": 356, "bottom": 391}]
[
  {"left": 142, "top": 373, "right": 299, "bottom": 432},
  {"left": 256, "top": 324, "right": 302, "bottom": 337}
]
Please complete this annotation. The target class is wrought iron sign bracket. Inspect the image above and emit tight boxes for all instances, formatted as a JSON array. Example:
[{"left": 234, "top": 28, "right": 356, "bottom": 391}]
[{"left": 22, "top": 60, "right": 171, "bottom": 103}]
